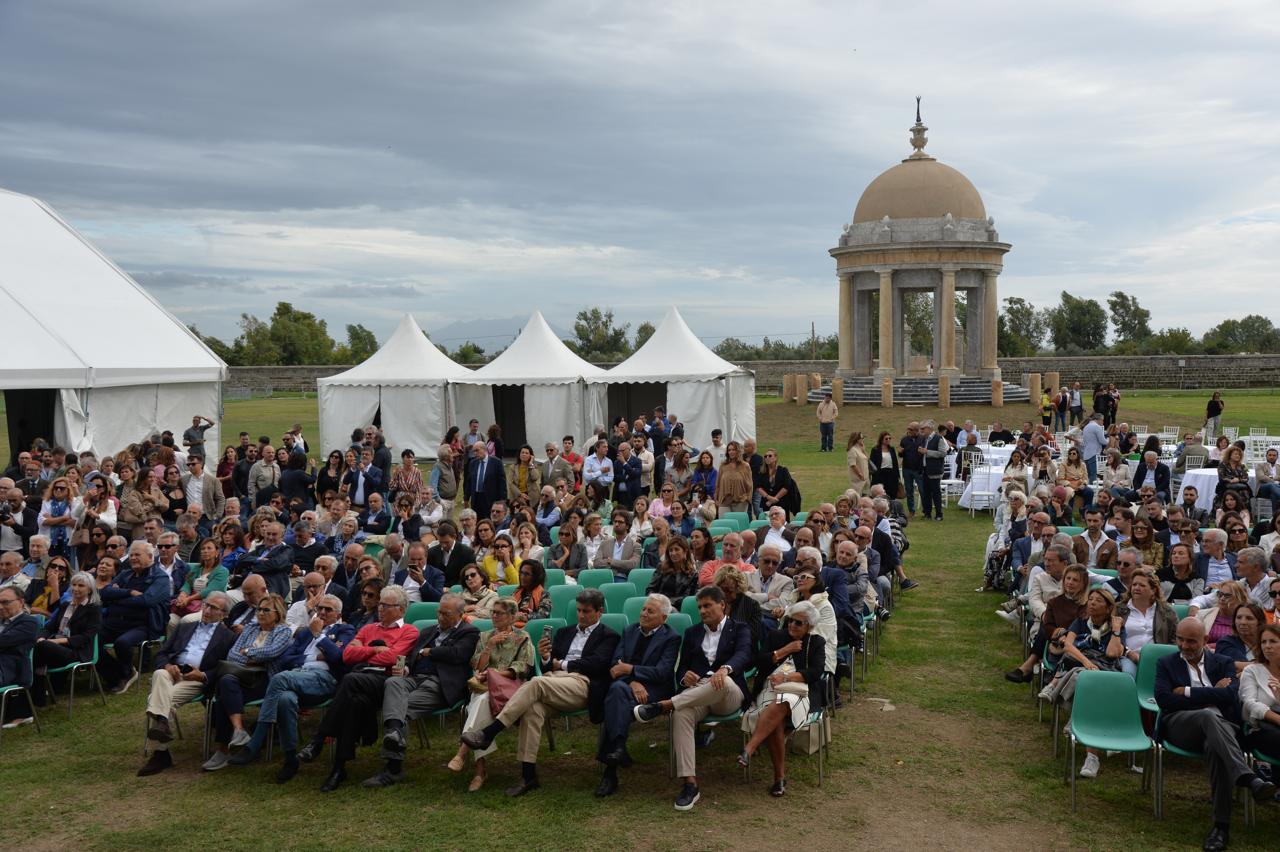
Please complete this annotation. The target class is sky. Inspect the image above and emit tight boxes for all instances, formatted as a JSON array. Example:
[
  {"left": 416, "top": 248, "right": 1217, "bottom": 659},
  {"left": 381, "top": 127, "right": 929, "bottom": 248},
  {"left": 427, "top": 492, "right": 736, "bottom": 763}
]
[{"left": 1, "top": 1, "right": 1277, "bottom": 350}]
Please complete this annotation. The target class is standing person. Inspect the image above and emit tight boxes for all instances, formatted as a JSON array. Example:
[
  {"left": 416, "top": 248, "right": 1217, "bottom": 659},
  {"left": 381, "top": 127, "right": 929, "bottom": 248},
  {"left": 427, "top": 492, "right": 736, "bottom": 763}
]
[
  {"left": 919, "top": 421, "right": 947, "bottom": 522},
  {"left": 1107, "top": 383, "right": 1121, "bottom": 427},
  {"left": 713, "top": 441, "right": 753, "bottom": 517},
  {"left": 182, "top": 415, "right": 215, "bottom": 460},
  {"left": 1081, "top": 413, "right": 1108, "bottom": 483},
  {"left": 1204, "top": 392, "right": 1225, "bottom": 442},
  {"left": 1069, "top": 382, "right": 1085, "bottom": 427},
  {"left": 430, "top": 445, "right": 459, "bottom": 518},
  {"left": 815, "top": 392, "right": 838, "bottom": 453},
  {"left": 1053, "top": 386, "right": 1069, "bottom": 433},
  {"left": 845, "top": 432, "right": 869, "bottom": 498},
  {"left": 1039, "top": 386, "right": 1054, "bottom": 428},
  {"left": 754, "top": 450, "right": 798, "bottom": 521},
  {"left": 868, "top": 431, "right": 901, "bottom": 499},
  {"left": 1092, "top": 384, "right": 1111, "bottom": 427},
  {"left": 898, "top": 422, "right": 925, "bottom": 519}
]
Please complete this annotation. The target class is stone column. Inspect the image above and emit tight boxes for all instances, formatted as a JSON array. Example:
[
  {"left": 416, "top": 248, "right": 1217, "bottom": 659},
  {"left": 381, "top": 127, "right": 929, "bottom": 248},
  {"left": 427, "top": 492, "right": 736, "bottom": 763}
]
[
  {"left": 991, "top": 379, "right": 1004, "bottom": 407},
  {"left": 891, "top": 287, "right": 906, "bottom": 374},
  {"left": 875, "top": 269, "right": 894, "bottom": 377},
  {"left": 981, "top": 270, "right": 1000, "bottom": 379},
  {"left": 938, "top": 375, "right": 950, "bottom": 408},
  {"left": 881, "top": 377, "right": 893, "bottom": 408},
  {"left": 939, "top": 267, "right": 959, "bottom": 377},
  {"left": 783, "top": 374, "right": 795, "bottom": 402},
  {"left": 830, "top": 377, "right": 844, "bottom": 403},
  {"left": 795, "top": 373, "right": 810, "bottom": 406},
  {"left": 837, "top": 274, "right": 853, "bottom": 373},
  {"left": 853, "top": 289, "right": 873, "bottom": 375}
]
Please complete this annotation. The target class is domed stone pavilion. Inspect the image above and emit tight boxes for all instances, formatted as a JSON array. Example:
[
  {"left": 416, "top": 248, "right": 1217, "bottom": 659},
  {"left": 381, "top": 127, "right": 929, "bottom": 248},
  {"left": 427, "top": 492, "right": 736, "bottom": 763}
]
[{"left": 830, "top": 102, "right": 1010, "bottom": 380}]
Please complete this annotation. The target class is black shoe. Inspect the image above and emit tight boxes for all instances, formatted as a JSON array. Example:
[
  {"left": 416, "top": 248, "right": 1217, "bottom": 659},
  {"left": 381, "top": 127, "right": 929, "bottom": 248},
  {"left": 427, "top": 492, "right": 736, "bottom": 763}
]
[
  {"left": 460, "top": 729, "right": 492, "bottom": 751},
  {"left": 1005, "top": 668, "right": 1032, "bottom": 684},
  {"left": 602, "top": 747, "right": 627, "bottom": 768},
  {"left": 275, "top": 757, "right": 300, "bottom": 784},
  {"left": 505, "top": 776, "right": 540, "bottom": 797},
  {"left": 1250, "top": 777, "right": 1277, "bottom": 802},
  {"left": 319, "top": 768, "right": 346, "bottom": 793},
  {"left": 382, "top": 728, "right": 406, "bottom": 751},
  {"left": 297, "top": 742, "right": 322, "bottom": 763},
  {"left": 632, "top": 703, "right": 664, "bottom": 724},
  {"left": 137, "top": 749, "right": 173, "bottom": 777},
  {"left": 900, "top": 579, "right": 920, "bottom": 591},
  {"left": 696, "top": 729, "right": 715, "bottom": 749},
  {"left": 618, "top": 750, "right": 634, "bottom": 769},
  {"left": 594, "top": 774, "right": 619, "bottom": 797},
  {"left": 362, "top": 769, "right": 405, "bottom": 788},
  {"left": 227, "top": 749, "right": 260, "bottom": 766},
  {"left": 146, "top": 714, "right": 174, "bottom": 743},
  {"left": 674, "top": 782, "right": 700, "bottom": 811},
  {"left": 770, "top": 778, "right": 787, "bottom": 797},
  {"left": 1202, "top": 826, "right": 1228, "bottom": 851},
  {"left": 737, "top": 748, "right": 750, "bottom": 769},
  {"left": 878, "top": 608, "right": 892, "bottom": 623}
]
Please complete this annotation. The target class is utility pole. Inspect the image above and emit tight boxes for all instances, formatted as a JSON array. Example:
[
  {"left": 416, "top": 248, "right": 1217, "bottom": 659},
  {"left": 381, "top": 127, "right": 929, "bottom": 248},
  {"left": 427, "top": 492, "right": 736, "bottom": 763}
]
[{"left": 811, "top": 322, "right": 816, "bottom": 360}]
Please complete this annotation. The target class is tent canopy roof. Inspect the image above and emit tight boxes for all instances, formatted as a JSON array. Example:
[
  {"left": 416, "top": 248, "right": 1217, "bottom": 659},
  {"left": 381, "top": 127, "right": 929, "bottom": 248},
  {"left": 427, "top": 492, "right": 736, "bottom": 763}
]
[
  {"left": 459, "top": 311, "right": 606, "bottom": 385},
  {"left": 0, "top": 188, "right": 226, "bottom": 390},
  {"left": 595, "top": 306, "right": 749, "bottom": 383},
  {"left": 317, "top": 314, "right": 471, "bottom": 387}
]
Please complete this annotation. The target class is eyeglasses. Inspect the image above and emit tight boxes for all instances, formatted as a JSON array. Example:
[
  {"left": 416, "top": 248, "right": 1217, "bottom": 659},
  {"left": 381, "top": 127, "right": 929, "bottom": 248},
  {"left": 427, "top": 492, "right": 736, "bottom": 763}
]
[
  {"left": 315, "top": 605, "right": 337, "bottom": 613},
  {"left": 202, "top": 603, "right": 226, "bottom": 613},
  {"left": 376, "top": 601, "right": 402, "bottom": 609},
  {"left": 159, "top": 543, "right": 177, "bottom": 549},
  {"left": 255, "top": 606, "right": 276, "bottom": 614},
  {"left": 759, "top": 558, "right": 780, "bottom": 566},
  {"left": 795, "top": 574, "right": 816, "bottom": 581}
]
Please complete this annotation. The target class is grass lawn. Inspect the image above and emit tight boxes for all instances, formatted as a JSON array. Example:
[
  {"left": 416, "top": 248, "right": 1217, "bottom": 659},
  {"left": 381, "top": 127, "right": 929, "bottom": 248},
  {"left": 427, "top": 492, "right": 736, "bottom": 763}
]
[{"left": 4, "top": 393, "right": 1279, "bottom": 850}]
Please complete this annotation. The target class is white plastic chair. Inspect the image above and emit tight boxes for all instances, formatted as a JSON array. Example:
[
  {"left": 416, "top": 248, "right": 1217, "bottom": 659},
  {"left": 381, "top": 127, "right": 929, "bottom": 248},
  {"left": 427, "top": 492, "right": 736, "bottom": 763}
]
[
  {"left": 967, "top": 465, "right": 998, "bottom": 516},
  {"left": 1250, "top": 427, "right": 1267, "bottom": 437}
]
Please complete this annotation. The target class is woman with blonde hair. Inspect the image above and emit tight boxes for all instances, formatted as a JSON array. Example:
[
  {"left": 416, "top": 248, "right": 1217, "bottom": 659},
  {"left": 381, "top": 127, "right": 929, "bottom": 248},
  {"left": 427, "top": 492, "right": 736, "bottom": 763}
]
[
  {"left": 1115, "top": 569, "right": 1177, "bottom": 678},
  {"left": 37, "top": 476, "right": 81, "bottom": 562},
  {"left": 845, "top": 432, "right": 869, "bottom": 497},
  {"left": 1194, "top": 580, "right": 1249, "bottom": 648}
]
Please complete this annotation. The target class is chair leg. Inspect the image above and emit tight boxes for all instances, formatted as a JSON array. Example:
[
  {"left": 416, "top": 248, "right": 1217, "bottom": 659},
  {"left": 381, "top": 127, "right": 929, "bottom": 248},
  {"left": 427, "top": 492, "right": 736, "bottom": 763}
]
[
  {"left": 66, "top": 666, "right": 78, "bottom": 720},
  {"left": 1069, "top": 737, "right": 1076, "bottom": 811},
  {"left": 92, "top": 666, "right": 107, "bottom": 706},
  {"left": 547, "top": 719, "right": 557, "bottom": 752},
  {"left": 1154, "top": 746, "right": 1163, "bottom": 820},
  {"left": 266, "top": 722, "right": 275, "bottom": 762}
]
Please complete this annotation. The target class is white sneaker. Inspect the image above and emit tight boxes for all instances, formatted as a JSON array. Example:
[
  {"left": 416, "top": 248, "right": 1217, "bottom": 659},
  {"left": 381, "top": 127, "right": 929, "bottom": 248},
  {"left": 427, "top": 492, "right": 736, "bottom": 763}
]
[
  {"left": 1079, "top": 753, "right": 1100, "bottom": 778},
  {"left": 1, "top": 716, "right": 34, "bottom": 729},
  {"left": 229, "top": 728, "right": 252, "bottom": 748},
  {"left": 995, "top": 609, "right": 1020, "bottom": 626},
  {"left": 202, "top": 751, "right": 230, "bottom": 771}
]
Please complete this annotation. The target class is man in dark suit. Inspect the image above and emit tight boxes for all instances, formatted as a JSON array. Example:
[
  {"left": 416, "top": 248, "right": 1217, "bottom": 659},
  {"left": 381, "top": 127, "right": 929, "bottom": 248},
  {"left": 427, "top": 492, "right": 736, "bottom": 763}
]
[
  {"left": 426, "top": 521, "right": 475, "bottom": 588},
  {"left": 612, "top": 442, "right": 643, "bottom": 509},
  {"left": 136, "top": 591, "right": 235, "bottom": 775},
  {"left": 464, "top": 443, "right": 506, "bottom": 523},
  {"left": 361, "top": 594, "right": 479, "bottom": 788},
  {"left": 0, "top": 585, "right": 38, "bottom": 726},
  {"left": 1194, "top": 528, "right": 1237, "bottom": 586},
  {"left": 98, "top": 542, "right": 173, "bottom": 693},
  {"left": 1127, "top": 451, "right": 1171, "bottom": 503},
  {"left": 392, "top": 541, "right": 445, "bottom": 603},
  {"left": 1155, "top": 617, "right": 1275, "bottom": 850},
  {"left": 594, "top": 593, "right": 680, "bottom": 797},
  {"left": 632, "top": 585, "right": 753, "bottom": 811},
  {"left": 460, "top": 587, "right": 620, "bottom": 797},
  {"left": 343, "top": 448, "right": 384, "bottom": 510},
  {"left": 233, "top": 521, "right": 294, "bottom": 598},
  {"left": 0, "top": 488, "right": 38, "bottom": 559},
  {"left": 225, "top": 575, "right": 270, "bottom": 635}
]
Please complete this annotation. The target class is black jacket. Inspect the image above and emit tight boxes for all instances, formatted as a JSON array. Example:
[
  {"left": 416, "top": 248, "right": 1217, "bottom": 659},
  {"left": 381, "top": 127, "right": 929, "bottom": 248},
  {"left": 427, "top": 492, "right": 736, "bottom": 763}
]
[
  {"left": 546, "top": 620, "right": 621, "bottom": 723},
  {"left": 676, "top": 617, "right": 754, "bottom": 709},
  {"left": 753, "top": 628, "right": 826, "bottom": 706},
  {"left": 427, "top": 542, "right": 476, "bottom": 588},
  {"left": 405, "top": 622, "right": 481, "bottom": 707},
  {"left": 155, "top": 619, "right": 235, "bottom": 675},
  {"left": 0, "top": 506, "right": 38, "bottom": 556},
  {"left": 40, "top": 601, "right": 102, "bottom": 662}
]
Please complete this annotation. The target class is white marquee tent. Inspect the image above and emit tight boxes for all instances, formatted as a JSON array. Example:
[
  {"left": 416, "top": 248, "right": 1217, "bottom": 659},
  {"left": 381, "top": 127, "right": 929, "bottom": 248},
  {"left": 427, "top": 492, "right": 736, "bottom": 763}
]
[
  {"left": 452, "top": 312, "right": 605, "bottom": 451},
  {"left": 317, "top": 314, "right": 472, "bottom": 459},
  {"left": 595, "top": 307, "right": 755, "bottom": 449},
  {"left": 0, "top": 188, "right": 226, "bottom": 461}
]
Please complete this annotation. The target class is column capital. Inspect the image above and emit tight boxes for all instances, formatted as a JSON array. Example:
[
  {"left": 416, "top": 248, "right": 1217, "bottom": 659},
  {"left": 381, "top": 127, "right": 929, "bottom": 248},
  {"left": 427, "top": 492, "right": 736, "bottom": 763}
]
[
  {"left": 940, "top": 264, "right": 960, "bottom": 274},
  {"left": 875, "top": 267, "right": 895, "bottom": 278}
]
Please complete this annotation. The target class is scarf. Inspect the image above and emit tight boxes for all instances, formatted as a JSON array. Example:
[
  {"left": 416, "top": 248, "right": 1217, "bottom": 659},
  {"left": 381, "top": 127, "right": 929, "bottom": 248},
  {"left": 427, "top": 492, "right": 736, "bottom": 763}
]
[{"left": 48, "top": 497, "right": 70, "bottom": 548}]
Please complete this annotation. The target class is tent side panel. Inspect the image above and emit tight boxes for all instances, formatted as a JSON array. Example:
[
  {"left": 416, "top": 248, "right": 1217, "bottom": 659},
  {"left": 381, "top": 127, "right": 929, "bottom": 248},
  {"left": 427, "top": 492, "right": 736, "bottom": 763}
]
[
  {"left": 448, "top": 384, "right": 496, "bottom": 439},
  {"left": 727, "top": 374, "right": 757, "bottom": 445},
  {"left": 379, "top": 384, "right": 445, "bottom": 460},
  {"left": 155, "top": 382, "right": 222, "bottom": 459},
  {"left": 524, "top": 384, "right": 580, "bottom": 454},
  {"left": 318, "top": 385, "right": 381, "bottom": 457},
  {"left": 666, "top": 379, "right": 726, "bottom": 453}
]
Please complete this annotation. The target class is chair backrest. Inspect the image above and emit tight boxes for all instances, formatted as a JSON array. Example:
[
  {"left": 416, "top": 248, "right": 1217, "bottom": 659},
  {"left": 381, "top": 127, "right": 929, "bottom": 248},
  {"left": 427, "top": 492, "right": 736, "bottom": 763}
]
[
  {"left": 1172, "top": 603, "right": 1190, "bottom": 620},
  {"left": 496, "top": 584, "right": 519, "bottom": 599},
  {"left": 364, "top": 542, "right": 385, "bottom": 559},
  {"left": 793, "top": 512, "right": 809, "bottom": 524},
  {"left": 1184, "top": 454, "right": 1205, "bottom": 470},
  {"left": 405, "top": 602, "right": 439, "bottom": 624},
  {"left": 680, "top": 594, "right": 701, "bottom": 618},
  {"left": 601, "top": 581, "right": 638, "bottom": 613},
  {"left": 523, "top": 617, "right": 568, "bottom": 653},
  {"left": 622, "top": 596, "right": 648, "bottom": 624},
  {"left": 1091, "top": 568, "right": 1118, "bottom": 579},
  {"left": 412, "top": 619, "right": 434, "bottom": 632},
  {"left": 1135, "top": 643, "right": 1178, "bottom": 703},
  {"left": 628, "top": 568, "right": 656, "bottom": 593},
  {"left": 543, "top": 568, "right": 566, "bottom": 587},
  {"left": 712, "top": 517, "right": 743, "bottom": 533},
  {"left": 1070, "top": 670, "right": 1145, "bottom": 740},
  {"left": 548, "top": 525, "right": 560, "bottom": 544},
  {"left": 470, "top": 618, "right": 493, "bottom": 633},
  {"left": 666, "top": 612, "right": 693, "bottom": 635},
  {"left": 600, "top": 613, "right": 629, "bottom": 636},
  {"left": 642, "top": 536, "right": 657, "bottom": 550},
  {"left": 1057, "top": 525, "right": 1084, "bottom": 537},
  {"left": 1250, "top": 427, "right": 1267, "bottom": 437},
  {"left": 448, "top": 585, "right": 462, "bottom": 594},
  {"left": 748, "top": 519, "right": 770, "bottom": 532},
  {"left": 577, "top": 568, "right": 613, "bottom": 589},
  {"left": 548, "top": 585, "right": 581, "bottom": 622},
  {"left": 723, "top": 510, "right": 750, "bottom": 526}
]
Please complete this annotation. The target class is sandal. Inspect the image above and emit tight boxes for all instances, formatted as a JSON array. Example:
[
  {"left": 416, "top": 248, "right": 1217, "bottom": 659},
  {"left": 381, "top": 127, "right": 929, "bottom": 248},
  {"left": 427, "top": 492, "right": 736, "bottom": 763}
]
[{"left": 769, "top": 778, "right": 786, "bottom": 797}]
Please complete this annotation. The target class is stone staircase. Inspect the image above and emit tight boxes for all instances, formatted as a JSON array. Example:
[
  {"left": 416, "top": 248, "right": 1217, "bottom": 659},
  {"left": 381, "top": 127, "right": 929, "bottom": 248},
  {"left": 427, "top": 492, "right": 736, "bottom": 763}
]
[{"left": 807, "top": 377, "right": 1032, "bottom": 405}]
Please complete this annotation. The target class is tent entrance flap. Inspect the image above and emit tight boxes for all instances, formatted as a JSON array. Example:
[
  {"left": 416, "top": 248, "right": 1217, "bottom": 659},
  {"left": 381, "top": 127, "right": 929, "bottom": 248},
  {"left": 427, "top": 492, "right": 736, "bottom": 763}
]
[
  {"left": 491, "top": 385, "right": 525, "bottom": 458},
  {"left": 4, "top": 388, "right": 57, "bottom": 467},
  {"left": 606, "top": 382, "right": 666, "bottom": 425}
]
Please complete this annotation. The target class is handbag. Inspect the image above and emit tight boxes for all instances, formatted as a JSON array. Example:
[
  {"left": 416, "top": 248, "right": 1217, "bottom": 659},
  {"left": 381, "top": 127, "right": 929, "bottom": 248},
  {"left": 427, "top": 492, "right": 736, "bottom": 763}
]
[
  {"left": 171, "top": 597, "right": 203, "bottom": 616},
  {"left": 896, "top": 481, "right": 906, "bottom": 500},
  {"left": 486, "top": 670, "right": 522, "bottom": 716}
]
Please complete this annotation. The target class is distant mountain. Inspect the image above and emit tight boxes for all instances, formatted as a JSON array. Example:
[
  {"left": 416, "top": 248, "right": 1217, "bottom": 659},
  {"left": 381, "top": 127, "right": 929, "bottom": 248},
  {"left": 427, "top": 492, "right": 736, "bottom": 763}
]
[{"left": 427, "top": 315, "right": 572, "bottom": 349}]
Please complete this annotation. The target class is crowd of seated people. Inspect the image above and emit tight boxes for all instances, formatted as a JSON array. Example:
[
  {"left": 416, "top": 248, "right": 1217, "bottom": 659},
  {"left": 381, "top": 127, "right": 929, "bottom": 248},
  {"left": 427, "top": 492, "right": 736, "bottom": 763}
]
[
  {"left": 984, "top": 412, "right": 1280, "bottom": 850},
  {"left": 0, "top": 407, "right": 924, "bottom": 811}
]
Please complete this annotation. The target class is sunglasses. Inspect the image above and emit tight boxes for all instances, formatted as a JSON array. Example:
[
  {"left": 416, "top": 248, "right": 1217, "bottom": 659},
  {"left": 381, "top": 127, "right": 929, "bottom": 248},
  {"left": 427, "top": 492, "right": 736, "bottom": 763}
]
[
  {"left": 255, "top": 606, "right": 276, "bottom": 614},
  {"left": 159, "top": 543, "right": 177, "bottom": 549},
  {"left": 1229, "top": 528, "right": 1246, "bottom": 534}
]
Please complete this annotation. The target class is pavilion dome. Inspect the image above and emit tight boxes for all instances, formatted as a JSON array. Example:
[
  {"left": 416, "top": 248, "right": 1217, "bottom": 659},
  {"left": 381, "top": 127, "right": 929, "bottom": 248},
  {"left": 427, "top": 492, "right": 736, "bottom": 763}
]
[{"left": 852, "top": 157, "right": 986, "bottom": 223}]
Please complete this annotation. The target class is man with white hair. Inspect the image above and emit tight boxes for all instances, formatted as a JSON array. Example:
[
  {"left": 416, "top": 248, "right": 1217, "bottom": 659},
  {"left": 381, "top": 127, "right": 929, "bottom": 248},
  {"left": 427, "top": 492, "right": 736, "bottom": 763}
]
[
  {"left": 0, "top": 551, "right": 28, "bottom": 594},
  {"left": 1128, "top": 450, "right": 1171, "bottom": 503},
  {"left": 594, "top": 593, "right": 680, "bottom": 797},
  {"left": 1194, "top": 528, "right": 1237, "bottom": 588},
  {"left": 746, "top": 544, "right": 793, "bottom": 609},
  {"left": 99, "top": 540, "right": 172, "bottom": 693}
]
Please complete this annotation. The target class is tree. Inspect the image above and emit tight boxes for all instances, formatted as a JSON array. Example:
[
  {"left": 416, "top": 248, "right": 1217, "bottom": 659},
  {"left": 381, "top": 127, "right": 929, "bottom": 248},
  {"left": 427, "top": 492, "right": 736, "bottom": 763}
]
[
  {"left": 1201, "top": 314, "right": 1280, "bottom": 354},
  {"left": 345, "top": 324, "right": 379, "bottom": 361},
  {"left": 713, "top": 337, "right": 758, "bottom": 361},
  {"left": 1046, "top": 292, "right": 1107, "bottom": 353},
  {"left": 265, "top": 303, "right": 336, "bottom": 365},
  {"left": 1141, "top": 327, "right": 1200, "bottom": 355},
  {"left": 188, "top": 325, "right": 240, "bottom": 365},
  {"left": 634, "top": 321, "right": 656, "bottom": 350},
  {"left": 997, "top": 297, "right": 1047, "bottom": 357},
  {"left": 233, "top": 314, "right": 282, "bottom": 365},
  {"left": 902, "top": 292, "right": 934, "bottom": 357},
  {"left": 1107, "top": 291, "right": 1152, "bottom": 344},
  {"left": 449, "top": 341, "right": 487, "bottom": 365},
  {"left": 568, "top": 307, "right": 632, "bottom": 361}
]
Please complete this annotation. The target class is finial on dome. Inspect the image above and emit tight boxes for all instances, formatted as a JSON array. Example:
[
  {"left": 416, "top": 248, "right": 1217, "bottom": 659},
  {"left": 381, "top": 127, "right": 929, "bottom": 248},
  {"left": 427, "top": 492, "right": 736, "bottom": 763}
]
[{"left": 907, "top": 96, "right": 933, "bottom": 161}]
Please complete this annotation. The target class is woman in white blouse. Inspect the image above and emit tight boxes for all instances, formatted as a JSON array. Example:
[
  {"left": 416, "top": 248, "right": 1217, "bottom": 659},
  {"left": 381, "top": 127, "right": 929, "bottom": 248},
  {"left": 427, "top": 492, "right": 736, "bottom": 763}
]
[
  {"left": 1114, "top": 570, "right": 1177, "bottom": 679},
  {"left": 1240, "top": 623, "right": 1280, "bottom": 758}
]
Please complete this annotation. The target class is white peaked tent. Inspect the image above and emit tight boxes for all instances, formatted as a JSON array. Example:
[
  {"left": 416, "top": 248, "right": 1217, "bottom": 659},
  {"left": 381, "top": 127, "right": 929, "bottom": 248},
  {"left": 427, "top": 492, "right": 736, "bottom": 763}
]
[
  {"left": 452, "top": 312, "right": 605, "bottom": 451},
  {"left": 0, "top": 188, "right": 226, "bottom": 461},
  {"left": 317, "top": 314, "right": 471, "bottom": 459},
  {"left": 595, "top": 307, "right": 755, "bottom": 449}
]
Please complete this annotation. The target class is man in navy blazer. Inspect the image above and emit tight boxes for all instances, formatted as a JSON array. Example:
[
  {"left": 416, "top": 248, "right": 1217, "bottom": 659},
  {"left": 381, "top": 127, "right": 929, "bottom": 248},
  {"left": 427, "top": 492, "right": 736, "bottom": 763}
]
[
  {"left": 1128, "top": 452, "right": 1171, "bottom": 502},
  {"left": 464, "top": 443, "right": 506, "bottom": 525},
  {"left": 391, "top": 541, "right": 445, "bottom": 603},
  {"left": 0, "top": 586, "right": 38, "bottom": 725},
  {"left": 99, "top": 542, "right": 173, "bottom": 693},
  {"left": 460, "top": 587, "right": 619, "bottom": 797},
  {"left": 1193, "top": 529, "right": 1237, "bottom": 587},
  {"left": 233, "top": 521, "right": 294, "bottom": 599},
  {"left": 1155, "top": 617, "right": 1275, "bottom": 850},
  {"left": 594, "top": 594, "right": 680, "bottom": 797},
  {"left": 343, "top": 448, "right": 384, "bottom": 510},
  {"left": 633, "top": 585, "right": 753, "bottom": 811}
]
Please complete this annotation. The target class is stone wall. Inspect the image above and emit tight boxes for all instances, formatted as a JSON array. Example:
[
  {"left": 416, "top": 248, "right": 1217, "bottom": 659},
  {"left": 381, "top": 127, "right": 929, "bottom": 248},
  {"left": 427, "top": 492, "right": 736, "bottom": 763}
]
[{"left": 225, "top": 354, "right": 1280, "bottom": 395}]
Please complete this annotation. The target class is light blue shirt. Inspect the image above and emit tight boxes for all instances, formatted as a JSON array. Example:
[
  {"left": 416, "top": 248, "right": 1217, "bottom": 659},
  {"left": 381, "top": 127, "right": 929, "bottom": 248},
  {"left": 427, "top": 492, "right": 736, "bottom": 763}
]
[
  {"left": 1082, "top": 421, "right": 1108, "bottom": 461},
  {"left": 584, "top": 454, "right": 613, "bottom": 486},
  {"left": 178, "top": 621, "right": 218, "bottom": 668}
]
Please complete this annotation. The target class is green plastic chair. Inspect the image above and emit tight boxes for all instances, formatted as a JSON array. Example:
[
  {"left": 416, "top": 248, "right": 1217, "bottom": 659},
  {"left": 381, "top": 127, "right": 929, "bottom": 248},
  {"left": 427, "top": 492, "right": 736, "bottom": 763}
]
[
  {"left": 43, "top": 634, "right": 108, "bottom": 719},
  {"left": 628, "top": 568, "right": 655, "bottom": 593},
  {"left": 1135, "top": 644, "right": 1178, "bottom": 713},
  {"left": 1154, "top": 709, "right": 1206, "bottom": 820},
  {"left": 1091, "top": 568, "right": 1119, "bottom": 579},
  {"left": 471, "top": 619, "right": 494, "bottom": 633},
  {"left": 448, "top": 585, "right": 462, "bottom": 594},
  {"left": 600, "top": 613, "right": 629, "bottom": 636},
  {"left": 1172, "top": 604, "right": 1190, "bottom": 620},
  {"left": 1067, "top": 671, "right": 1153, "bottom": 812},
  {"left": 496, "top": 584, "right": 519, "bottom": 599},
  {"left": 405, "top": 602, "right": 439, "bottom": 624},
  {"left": 412, "top": 619, "right": 434, "bottom": 632},
  {"left": 576, "top": 568, "right": 613, "bottom": 589},
  {"left": 601, "top": 582, "right": 637, "bottom": 614},
  {"left": 549, "top": 525, "right": 560, "bottom": 543},
  {"left": 711, "top": 518, "right": 741, "bottom": 533},
  {"left": 748, "top": 519, "right": 770, "bottom": 532},
  {"left": 722, "top": 511, "right": 750, "bottom": 530},
  {"left": 0, "top": 649, "right": 41, "bottom": 746},
  {"left": 680, "top": 595, "right": 701, "bottom": 619},
  {"left": 793, "top": 512, "right": 809, "bottom": 524},
  {"left": 642, "top": 536, "right": 657, "bottom": 550},
  {"left": 527, "top": 618, "right": 569, "bottom": 674},
  {"left": 621, "top": 596, "right": 649, "bottom": 623},
  {"left": 666, "top": 612, "right": 693, "bottom": 635},
  {"left": 364, "top": 542, "right": 385, "bottom": 560},
  {"left": 544, "top": 568, "right": 566, "bottom": 587},
  {"left": 548, "top": 585, "right": 581, "bottom": 622},
  {"left": 1058, "top": 526, "right": 1084, "bottom": 536}
]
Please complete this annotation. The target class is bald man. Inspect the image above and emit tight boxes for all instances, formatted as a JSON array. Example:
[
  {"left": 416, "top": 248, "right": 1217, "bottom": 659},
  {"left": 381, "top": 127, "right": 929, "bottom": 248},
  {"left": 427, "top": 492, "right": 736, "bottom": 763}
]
[{"left": 1155, "top": 618, "right": 1275, "bottom": 849}]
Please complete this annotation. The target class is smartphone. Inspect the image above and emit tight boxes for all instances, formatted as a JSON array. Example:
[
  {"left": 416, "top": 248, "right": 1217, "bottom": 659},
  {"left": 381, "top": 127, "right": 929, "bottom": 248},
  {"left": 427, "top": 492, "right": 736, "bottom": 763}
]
[
  {"left": 541, "top": 625, "right": 554, "bottom": 642},
  {"left": 395, "top": 655, "right": 406, "bottom": 669}
]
